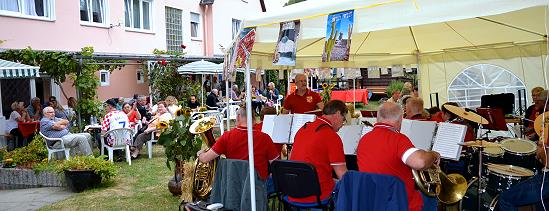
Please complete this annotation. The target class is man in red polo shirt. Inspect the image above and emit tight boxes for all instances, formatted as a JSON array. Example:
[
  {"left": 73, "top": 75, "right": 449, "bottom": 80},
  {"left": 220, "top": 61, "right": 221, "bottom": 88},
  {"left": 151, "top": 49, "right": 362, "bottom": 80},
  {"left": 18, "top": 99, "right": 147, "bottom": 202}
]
[
  {"left": 197, "top": 107, "right": 280, "bottom": 180},
  {"left": 405, "top": 97, "right": 427, "bottom": 120},
  {"left": 289, "top": 100, "right": 348, "bottom": 204},
  {"left": 283, "top": 73, "right": 323, "bottom": 114},
  {"left": 357, "top": 102, "right": 440, "bottom": 211}
]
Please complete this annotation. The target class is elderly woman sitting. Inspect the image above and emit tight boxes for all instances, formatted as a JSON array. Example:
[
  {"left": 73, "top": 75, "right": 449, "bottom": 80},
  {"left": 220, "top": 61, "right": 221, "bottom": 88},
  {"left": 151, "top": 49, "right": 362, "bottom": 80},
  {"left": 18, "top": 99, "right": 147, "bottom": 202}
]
[
  {"left": 132, "top": 101, "right": 173, "bottom": 158},
  {"left": 6, "top": 101, "right": 31, "bottom": 150}
]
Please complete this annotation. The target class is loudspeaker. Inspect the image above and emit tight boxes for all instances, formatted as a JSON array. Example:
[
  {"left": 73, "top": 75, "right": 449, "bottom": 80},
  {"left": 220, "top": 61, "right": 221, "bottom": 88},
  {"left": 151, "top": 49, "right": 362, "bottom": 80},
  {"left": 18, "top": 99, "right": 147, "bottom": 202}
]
[{"left": 480, "top": 93, "right": 515, "bottom": 115}]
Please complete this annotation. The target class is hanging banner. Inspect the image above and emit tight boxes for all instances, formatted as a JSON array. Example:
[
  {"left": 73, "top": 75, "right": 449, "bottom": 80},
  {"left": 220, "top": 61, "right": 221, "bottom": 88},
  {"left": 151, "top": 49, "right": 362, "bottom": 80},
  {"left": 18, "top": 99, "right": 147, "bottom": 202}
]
[
  {"left": 322, "top": 10, "right": 354, "bottom": 62},
  {"left": 232, "top": 27, "right": 256, "bottom": 69},
  {"left": 391, "top": 64, "right": 404, "bottom": 77},
  {"left": 273, "top": 20, "right": 300, "bottom": 66},
  {"left": 367, "top": 66, "right": 380, "bottom": 79}
]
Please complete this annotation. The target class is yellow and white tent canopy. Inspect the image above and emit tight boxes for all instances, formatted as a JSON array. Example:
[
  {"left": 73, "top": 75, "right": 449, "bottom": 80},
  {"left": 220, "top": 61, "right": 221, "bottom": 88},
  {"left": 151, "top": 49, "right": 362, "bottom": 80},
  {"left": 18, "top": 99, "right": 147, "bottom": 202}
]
[
  {"left": 242, "top": 0, "right": 548, "bottom": 69},
  {"left": 0, "top": 59, "right": 40, "bottom": 79}
]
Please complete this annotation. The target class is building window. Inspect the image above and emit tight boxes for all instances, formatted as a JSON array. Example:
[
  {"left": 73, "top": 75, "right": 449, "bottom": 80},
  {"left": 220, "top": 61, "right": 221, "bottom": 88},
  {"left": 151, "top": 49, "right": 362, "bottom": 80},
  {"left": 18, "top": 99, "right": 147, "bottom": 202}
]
[
  {"left": 100, "top": 70, "right": 110, "bottom": 86},
  {"left": 190, "top": 12, "right": 200, "bottom": 38},
  {"left": 0, "top": 0, "right": 54, "bottom": 20},
  {"left": 137, "top": 69, "right": 144, "bottom": 84},
  {"left": 232, "top": 19, "right": 241, "bottom": 39},
  {"left": 165, "top": 7, "right": 182, "bottom": 53},
  {"left": 447, "top": 64, "right": 526, "bottom": 109},
  {"left": 124, "top": 0, "right": 152, "bottom": 31},
  {"left": 80, "top": 0, "right": 107, "bottom": 24}
]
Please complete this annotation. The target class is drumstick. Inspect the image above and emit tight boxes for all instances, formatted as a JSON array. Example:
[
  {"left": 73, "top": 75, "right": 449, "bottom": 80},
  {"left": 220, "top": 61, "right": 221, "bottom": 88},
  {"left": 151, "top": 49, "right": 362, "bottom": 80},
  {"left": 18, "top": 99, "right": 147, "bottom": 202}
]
[{"left": 486, "top": 163, "right": 532, "bottom": 176}]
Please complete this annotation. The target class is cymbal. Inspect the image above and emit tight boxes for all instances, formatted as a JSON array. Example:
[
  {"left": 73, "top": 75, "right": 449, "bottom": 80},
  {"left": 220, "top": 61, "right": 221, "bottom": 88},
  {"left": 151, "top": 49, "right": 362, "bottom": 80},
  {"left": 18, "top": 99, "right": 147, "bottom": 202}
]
[
  {"left": 459, "top": 140, "right": 501, "bottom": 148},
  {"left": 443, "top": 104, "right": 488, "bottom": 124},
  {"left": 534, "top": 111, "right": 549, "bottom": 137}
]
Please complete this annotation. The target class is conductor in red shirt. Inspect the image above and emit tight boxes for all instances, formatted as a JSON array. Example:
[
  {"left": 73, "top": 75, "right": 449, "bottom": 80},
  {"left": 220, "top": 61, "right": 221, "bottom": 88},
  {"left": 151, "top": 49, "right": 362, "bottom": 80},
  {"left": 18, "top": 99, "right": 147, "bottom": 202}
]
[
  {"left": 197, "top": 107, "right": 280, "bottom": 180},
  {"left": 283, "top": 73, "right": 323, "bottom": 114},
  {"left": 357, "top": 102, "right": 440, "bottom": 211},
  {"left": 289, "top": 100, "right": 348, "bottom": 204}
]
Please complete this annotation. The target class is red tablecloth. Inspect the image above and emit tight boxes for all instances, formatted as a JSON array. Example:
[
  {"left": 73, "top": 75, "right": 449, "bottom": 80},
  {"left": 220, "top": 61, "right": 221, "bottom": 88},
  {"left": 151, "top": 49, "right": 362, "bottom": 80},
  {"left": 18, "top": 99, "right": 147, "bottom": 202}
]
[
  {"left": 330, "top": 89, "right": 368, "bottom": 104},
  {"left": 18, "top": 122, "right": 39, "bottom": 138}
]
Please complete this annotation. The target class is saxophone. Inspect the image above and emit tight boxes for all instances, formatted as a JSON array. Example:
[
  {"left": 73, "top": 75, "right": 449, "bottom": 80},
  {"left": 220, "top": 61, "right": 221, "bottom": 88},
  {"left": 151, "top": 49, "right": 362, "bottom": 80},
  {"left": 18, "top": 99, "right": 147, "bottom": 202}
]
[{"left": 189, "top": 116, "right": 218, "bottom": 201}]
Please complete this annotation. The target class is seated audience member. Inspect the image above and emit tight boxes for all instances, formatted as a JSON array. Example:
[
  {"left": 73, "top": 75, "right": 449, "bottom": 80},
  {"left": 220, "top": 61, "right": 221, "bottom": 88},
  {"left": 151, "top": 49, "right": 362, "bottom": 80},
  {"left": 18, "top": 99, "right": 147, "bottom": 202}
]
[
  {"left": 40, "top": 106, "right": 92, "bottom": 156},
  {"left": 405, "top": 98, "right": 427, "bottom": 120},
  {"left": 289, "top": 100, "right": 348, "bottom": 203},
  {"left": 66, "top": 97, "right": 77, "bottom": 120},
  {"left": 122, "top": 102, "right": 142, "bottom": 128},
  {"left": 133, "top": 101, "right": 173, "bottom": 158},
  {"left": 188, "top": 95, "right": 200, "bottom": 110},
  {"left": 165, "top": 96, "right": 180, "bottom": 116},
  {"left": 264, "top": 82, "right": 280, "bottom": 107},
  {"left": 44, "top": 96, "right": 56, "bottom": 108},
  {"left": 136, "top": 95, "right": 152, "bottom": 122},
  {"left": 386, "top": 90, "right": 401, "bottom": 104},
  {"left": 230, "top": 85, "right": 240, "bottom": 101},
  {"left": 357, "top": 102, "right": 440, "bottom": 211},
  {"left": 197, "top": 106, "right": 279, "bottom": 181},
  {"left": 102, "top": 99, "right": 131, "bottom": 143},
  {"left": 206, "top": 89, "right": 222, "bottom": 110},
  {"left": 49, "top": 99, "right": 69, "bottom": 120},
  {"left": 6, "top": 101, "right": 30, "bottom": 150},
  {"left": 27, "top": 97, "right": 43, "bottom": 121}
]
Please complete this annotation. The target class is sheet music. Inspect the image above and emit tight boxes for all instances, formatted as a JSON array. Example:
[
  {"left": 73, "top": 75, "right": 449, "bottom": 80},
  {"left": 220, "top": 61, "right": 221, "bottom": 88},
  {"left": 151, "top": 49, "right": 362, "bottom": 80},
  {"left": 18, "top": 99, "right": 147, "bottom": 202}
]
[
  {"left": 432, "top": 123, "right": 466, "bottom": 160},
  {"left": 400, "top": 119, "right": 437, "bottom": 150},
  {"left": 261, "top": 115, "right": 293, "bottom": 144},
  {"left": 289, "top": 114, "right": 316, "bottom": 143},
  {"left": 338, "top": 125, "right": 364, "bottom": 155}
]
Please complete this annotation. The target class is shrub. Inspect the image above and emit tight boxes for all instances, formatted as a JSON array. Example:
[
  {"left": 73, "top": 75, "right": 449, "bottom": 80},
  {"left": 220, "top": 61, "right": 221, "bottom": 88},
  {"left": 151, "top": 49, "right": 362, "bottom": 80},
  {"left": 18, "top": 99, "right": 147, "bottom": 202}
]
[
  {"left": 386, "top": 80, "right": 404, "bottom": 97},
  {"left": 55, "top": 155, "right": 117, "bottom": 181},
  {"left": 3, "top": 135, "right": 47, "bottom": 168}
]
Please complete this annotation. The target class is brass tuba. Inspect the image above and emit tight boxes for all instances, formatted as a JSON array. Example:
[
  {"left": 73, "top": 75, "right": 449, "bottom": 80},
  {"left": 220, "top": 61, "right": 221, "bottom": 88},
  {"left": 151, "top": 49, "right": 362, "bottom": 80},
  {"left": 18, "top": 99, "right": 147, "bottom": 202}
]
[
  {"left": 412, "top": 164, "right": 468, "bottom": 204},
  {"left": 189, "top": 116, "right": 218, "bottom": 201}
]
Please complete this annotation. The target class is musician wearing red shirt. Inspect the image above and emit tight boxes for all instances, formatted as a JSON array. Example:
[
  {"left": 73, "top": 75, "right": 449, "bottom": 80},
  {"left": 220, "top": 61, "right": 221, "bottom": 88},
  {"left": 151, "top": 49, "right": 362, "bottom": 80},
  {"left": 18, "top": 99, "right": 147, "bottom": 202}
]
[
  {"left": 283, "top": 73, "right": 323, "bottom": 114},
  {"left": 405, "top": 97, "right": 428, "bottom": 120},
  {"left": 289, "top": 100, "right": 348, "bottom": 204},
  {"left": 197, "top": 108, "right": 279, "bottom": 180},
  {"left": 357, "top": 102, "right": 440, "bottom": 211},
  {"left": 525, "top": 87, "right": 545, "bottom": 138}
]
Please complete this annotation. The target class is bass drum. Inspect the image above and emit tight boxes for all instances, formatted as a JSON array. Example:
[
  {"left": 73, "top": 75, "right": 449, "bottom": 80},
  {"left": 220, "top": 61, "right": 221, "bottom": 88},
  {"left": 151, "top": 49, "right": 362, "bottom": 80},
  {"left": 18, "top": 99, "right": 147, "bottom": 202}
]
[{"left": 460, "top": 177, "right": 499, "bottom": 211}]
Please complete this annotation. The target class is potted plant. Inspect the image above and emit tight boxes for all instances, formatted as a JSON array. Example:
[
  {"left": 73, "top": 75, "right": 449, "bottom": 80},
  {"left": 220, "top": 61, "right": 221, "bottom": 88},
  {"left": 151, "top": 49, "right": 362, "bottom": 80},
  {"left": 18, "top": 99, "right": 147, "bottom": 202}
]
[
  {"left": 157, "top": 108, "right": 202, "bottom": 195},
  {"left": 55, "top": 155, "right": 117, "bottom": 192}
]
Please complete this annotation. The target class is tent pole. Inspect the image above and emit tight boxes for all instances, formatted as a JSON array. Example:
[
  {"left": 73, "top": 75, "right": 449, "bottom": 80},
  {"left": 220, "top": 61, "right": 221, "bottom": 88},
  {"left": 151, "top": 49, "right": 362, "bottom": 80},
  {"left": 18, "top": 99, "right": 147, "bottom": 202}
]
[
  {"left": 201, "top": 74, "right": 204, "bottom": 106},
  {"left": 242, "top": 46, "right": 257, "bottom": 211},
  {"left": 226, "top": 79, "right": 230, "bottom": 131}
]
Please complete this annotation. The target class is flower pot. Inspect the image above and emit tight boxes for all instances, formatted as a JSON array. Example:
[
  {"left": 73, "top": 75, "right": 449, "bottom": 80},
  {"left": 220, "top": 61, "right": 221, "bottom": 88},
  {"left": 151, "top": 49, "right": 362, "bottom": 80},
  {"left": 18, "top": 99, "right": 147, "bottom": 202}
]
[
  {"left": 168, "top": 159, "right": 184, "bottom": 195},
  {"left": 64, "top": 170, "right": 101, "bottom": 193}
]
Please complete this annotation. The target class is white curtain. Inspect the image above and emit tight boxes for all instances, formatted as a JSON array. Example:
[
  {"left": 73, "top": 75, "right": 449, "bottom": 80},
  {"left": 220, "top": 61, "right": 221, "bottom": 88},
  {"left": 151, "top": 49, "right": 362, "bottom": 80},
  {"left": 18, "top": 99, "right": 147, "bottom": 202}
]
[
  {"left": 0, "top": 0, "right": 19, "bottom": 12},
  {"left": 92, "top": 0, "right": 103, "bottom": 23},
  {"left": 23, "top": 0, "right": 37, "bottom": 16}
]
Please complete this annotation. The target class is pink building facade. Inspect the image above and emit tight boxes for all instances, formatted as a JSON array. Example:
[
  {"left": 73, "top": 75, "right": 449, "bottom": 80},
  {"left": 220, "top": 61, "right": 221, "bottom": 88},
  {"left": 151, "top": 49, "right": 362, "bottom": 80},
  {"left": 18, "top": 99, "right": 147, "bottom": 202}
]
[{"left": 0, "top": 0, "right": 263, "bottom": 112}]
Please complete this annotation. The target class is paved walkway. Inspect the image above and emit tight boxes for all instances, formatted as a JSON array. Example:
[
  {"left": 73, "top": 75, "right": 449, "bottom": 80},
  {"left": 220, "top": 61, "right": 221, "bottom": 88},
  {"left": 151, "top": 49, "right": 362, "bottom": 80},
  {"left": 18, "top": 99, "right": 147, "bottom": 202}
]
[{"left": 0, "top": 187, "right": 72, "bottom": 211}]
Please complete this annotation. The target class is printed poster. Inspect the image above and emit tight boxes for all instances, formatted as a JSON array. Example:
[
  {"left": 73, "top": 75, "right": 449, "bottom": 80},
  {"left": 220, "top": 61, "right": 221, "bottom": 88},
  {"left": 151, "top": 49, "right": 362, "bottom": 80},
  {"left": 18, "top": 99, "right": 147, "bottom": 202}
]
[
  {"left": 273, "top": 20, "right": 300, "bottom": 66},
  {"left": 322, "top": 10, "right": 354, "bottom": 62},
  {"left": 232, "top": 27, "right": 256, "bottom": 69}
]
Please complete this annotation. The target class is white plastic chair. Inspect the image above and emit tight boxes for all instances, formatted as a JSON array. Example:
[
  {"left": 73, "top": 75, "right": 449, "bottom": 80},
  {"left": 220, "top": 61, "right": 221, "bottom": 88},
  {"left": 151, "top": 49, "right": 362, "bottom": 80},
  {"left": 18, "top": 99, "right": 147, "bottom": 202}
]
[
  {"left": 39, "top": 132, "right": 70, "bottom": 161},
  {"left": 102, "top": 128, "right": 134, "bottom": 165},
  {"left": 146, "top": 131, "right": 157, "bottom": 159},
  {"left": 274, "top": 95, "right": 284, "bottom": 114}
]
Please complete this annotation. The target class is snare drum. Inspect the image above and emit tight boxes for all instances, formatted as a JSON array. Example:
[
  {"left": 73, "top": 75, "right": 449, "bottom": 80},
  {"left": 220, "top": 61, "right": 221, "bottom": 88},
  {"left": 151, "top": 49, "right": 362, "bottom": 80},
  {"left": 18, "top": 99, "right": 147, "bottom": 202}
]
[
  {"left": 501, "top": 139, "right": 537, "bottom": 170},
  {"left": 486, "top": 164, "right": 534, "bottom": 194}
]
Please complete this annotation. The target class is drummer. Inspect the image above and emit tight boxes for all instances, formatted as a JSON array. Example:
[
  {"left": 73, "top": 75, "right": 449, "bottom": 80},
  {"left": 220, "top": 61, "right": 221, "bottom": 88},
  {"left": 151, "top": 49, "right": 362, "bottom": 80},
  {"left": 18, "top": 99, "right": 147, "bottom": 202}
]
[
  {"left": 440, "top": 102, "right": 476, "bottom": 142},
  {"left": 498, "top": 139, "right": 549, "bottom": 210},
  {"left": 525, "top": 87, "right": 545, "bottom": 139}
]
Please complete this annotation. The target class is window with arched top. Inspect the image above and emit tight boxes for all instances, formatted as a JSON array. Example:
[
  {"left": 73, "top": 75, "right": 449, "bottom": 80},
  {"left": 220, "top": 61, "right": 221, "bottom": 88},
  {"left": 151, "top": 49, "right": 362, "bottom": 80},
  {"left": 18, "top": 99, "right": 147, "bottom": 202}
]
[{"left": 447, "top": 64, "right": 526, "bottom": 109}]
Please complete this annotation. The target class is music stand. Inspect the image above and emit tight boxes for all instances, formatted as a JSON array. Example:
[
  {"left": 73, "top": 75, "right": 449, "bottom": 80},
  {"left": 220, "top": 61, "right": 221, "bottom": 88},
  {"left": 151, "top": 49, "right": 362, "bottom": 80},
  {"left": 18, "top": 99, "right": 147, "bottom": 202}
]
[{"left": 476, "top": 108, "right": 508, "bottom": 131}]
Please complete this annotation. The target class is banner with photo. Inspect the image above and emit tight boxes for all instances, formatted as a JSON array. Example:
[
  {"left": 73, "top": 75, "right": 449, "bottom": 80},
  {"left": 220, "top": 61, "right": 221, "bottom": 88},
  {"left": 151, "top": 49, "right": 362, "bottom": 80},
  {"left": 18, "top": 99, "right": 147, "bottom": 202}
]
[
  {"left": 232, "top": 27, "right": 256, "bottom": 69},
  {"left": 273, "top": 20, "right": 300, "bottom": 66},
  {"left": 322, "top": 10, "right": 354, "bottom": 62}
]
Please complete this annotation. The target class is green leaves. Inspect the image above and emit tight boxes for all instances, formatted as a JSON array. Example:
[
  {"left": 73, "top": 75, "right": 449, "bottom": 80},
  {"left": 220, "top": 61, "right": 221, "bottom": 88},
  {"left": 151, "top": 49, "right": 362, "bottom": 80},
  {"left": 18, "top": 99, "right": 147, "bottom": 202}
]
[{"left": 157, "top": 111, "right": 202, "bottom": 170}]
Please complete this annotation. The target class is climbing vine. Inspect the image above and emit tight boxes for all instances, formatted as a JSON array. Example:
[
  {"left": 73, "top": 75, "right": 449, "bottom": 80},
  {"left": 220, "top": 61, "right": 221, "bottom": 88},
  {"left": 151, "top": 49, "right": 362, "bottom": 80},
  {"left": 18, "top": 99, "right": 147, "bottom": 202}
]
[{"left": 0, "top": 47, "right": 126, "bottom": 127}]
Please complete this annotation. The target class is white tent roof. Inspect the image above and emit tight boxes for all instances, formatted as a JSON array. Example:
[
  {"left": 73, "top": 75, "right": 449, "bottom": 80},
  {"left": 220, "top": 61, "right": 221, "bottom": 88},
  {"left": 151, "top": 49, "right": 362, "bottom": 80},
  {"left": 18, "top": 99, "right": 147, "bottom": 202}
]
[
  {"left": 241, "top": 0, "right": 548, "bottom": 69},
  {"left": 177, "top": 60, "right": 222, "bottom": 75}
]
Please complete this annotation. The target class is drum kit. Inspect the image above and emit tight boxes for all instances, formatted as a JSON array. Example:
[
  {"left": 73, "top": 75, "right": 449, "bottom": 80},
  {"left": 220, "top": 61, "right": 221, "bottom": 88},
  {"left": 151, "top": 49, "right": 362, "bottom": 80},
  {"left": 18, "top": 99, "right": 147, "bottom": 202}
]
[{"left": 442, "top": 105, "right": 539, "bottom": 211}]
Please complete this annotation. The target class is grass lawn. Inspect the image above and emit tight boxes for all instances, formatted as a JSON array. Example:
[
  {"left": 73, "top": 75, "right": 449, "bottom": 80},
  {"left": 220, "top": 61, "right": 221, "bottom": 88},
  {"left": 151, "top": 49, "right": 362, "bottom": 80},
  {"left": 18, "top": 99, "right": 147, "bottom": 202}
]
[
  {"left": 39, "top": 146, "right": 182, "bottom": 211},
  {"left": 357, "top": 100, "right": 380, "bottom": 111}
]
